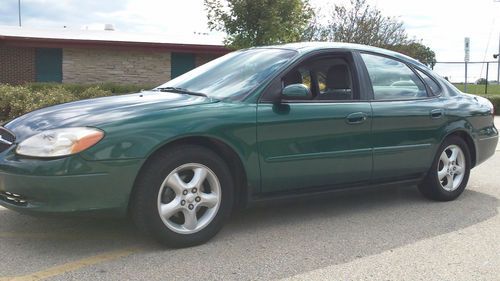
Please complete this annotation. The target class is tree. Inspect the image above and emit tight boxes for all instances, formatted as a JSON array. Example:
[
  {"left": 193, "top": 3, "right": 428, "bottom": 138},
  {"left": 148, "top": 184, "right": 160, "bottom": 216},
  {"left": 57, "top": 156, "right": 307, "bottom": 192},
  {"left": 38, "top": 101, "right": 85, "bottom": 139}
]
[
  {"left": 389, "top": 42, "right": 437, "bottom": 68},
  {"left": 324, "top": 0, "right": 408, "bottom": 47},
  {"left": 476, "top": 78, "right": 487, "bottom": 85},
  {"left": 305, "top": 0, "right": 437, "bottom": 67},
  {"left": 205, "top": 0, "right": 314, "bottom": 49}
]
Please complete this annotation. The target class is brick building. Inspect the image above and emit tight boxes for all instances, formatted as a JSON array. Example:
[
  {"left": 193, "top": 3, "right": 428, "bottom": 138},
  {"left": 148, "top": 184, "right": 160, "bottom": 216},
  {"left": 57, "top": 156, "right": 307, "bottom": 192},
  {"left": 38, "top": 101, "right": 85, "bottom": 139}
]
[{"left": 0, "top": 26, "right": 229, "bottom": 85}]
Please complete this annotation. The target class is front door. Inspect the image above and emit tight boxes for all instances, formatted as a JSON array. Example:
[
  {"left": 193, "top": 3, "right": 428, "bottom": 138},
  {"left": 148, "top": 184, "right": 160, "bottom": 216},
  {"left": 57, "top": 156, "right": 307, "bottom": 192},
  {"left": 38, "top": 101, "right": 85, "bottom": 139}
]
[{"left": 257, "top": 52, "right": 373, "bottom": 193}]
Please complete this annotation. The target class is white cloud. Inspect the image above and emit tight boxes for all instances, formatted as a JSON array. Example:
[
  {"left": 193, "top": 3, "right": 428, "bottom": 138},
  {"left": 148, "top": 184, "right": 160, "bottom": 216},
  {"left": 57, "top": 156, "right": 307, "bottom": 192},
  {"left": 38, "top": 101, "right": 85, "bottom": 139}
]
[{"left": 1, "top": 0, "right": 499, "bottom": 82}]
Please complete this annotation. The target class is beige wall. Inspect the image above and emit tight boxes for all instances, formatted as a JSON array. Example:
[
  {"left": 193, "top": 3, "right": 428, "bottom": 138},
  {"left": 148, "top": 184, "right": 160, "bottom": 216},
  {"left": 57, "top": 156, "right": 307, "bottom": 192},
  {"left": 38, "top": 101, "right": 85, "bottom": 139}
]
[{"left": 63, "top": 48, "right": 171, "bottom": 85}]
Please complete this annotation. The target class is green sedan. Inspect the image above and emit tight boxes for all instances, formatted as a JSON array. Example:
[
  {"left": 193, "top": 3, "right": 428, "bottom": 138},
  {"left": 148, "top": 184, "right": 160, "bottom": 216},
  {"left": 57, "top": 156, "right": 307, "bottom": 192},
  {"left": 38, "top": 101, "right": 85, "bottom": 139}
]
[{"left": 0, "top": 43, "right": 498, "bottom": 247}]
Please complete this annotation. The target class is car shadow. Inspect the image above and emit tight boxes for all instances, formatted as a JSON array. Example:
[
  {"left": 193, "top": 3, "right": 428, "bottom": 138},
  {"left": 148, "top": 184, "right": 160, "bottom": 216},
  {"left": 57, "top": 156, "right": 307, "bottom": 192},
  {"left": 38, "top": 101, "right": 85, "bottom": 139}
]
[{"left": 0, "top": 184, "right": 498, "bottom": 280}]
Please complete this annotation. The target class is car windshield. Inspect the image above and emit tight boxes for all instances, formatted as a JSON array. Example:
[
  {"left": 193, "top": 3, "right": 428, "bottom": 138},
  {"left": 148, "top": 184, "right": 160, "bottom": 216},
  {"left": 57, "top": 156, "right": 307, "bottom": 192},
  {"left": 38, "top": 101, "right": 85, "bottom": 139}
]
[{"left": 157, "top": 48, "right": 297, "bottom": 100}]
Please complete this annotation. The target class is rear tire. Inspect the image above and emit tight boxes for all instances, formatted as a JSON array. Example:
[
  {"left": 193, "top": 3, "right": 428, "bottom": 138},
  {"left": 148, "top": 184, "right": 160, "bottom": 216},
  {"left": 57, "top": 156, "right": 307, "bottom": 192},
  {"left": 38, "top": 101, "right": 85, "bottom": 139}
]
[
  {"left": 418, "top": 136, "right": 471, "bottom": 201},
  {"left": 131, "top": 145, "right": 234, "bottom": 247}
]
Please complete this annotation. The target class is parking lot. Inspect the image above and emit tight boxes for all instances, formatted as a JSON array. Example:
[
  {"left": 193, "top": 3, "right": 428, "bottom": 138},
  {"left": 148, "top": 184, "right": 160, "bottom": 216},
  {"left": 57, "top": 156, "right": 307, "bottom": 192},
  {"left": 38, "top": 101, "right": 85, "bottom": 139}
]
[{"left": 1, "top": 119, "right": 499, "bottom": 281}]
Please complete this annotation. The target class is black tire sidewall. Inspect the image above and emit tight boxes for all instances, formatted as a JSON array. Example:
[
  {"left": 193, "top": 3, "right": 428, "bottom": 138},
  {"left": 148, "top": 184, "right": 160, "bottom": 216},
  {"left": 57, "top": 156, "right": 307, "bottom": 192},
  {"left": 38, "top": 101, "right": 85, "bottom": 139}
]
[{"left": 132, "top": 145, "right": 234, "bottom": 247}]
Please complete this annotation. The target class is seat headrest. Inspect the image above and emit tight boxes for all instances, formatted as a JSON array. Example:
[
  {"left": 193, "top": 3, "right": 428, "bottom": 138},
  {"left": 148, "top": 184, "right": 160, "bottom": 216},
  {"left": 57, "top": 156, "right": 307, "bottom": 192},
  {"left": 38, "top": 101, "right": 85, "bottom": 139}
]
[
  {"left": 326, "top": 65, "right": 350, "bottom": 89},
  {"left": 283, "top": 70, "right": 303, "bottom": 86}
]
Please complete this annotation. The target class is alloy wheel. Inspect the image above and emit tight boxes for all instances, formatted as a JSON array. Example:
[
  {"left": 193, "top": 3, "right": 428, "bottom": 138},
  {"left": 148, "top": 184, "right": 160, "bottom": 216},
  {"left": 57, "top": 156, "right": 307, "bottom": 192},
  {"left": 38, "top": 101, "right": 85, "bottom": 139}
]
[
  {"left": 157, "top": 163, "right": 221, "bottom": 234},
  {"left": 437, "top": 145, "right": 465, "bottom": 192}
]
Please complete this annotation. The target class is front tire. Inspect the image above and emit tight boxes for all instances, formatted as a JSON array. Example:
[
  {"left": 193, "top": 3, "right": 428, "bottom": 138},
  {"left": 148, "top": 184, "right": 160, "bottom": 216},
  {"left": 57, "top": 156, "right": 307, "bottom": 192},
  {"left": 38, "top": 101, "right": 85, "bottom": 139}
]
[
  {"left": 418, "top": 136, "right": 471, "bottom": 201},
  {"left": 131, "top": 145, "right": 234, "bottom": 247}
]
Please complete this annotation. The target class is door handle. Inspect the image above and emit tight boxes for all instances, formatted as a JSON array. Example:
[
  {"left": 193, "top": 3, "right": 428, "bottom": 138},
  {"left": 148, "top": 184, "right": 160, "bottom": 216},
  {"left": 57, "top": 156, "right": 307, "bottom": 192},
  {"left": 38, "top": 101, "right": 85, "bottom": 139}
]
[
  {"left": 346, "top": 112, "right": 368, "bottom": 125},
  {"left": 430, "top": 109, "right": 444, "bottom": 119}
]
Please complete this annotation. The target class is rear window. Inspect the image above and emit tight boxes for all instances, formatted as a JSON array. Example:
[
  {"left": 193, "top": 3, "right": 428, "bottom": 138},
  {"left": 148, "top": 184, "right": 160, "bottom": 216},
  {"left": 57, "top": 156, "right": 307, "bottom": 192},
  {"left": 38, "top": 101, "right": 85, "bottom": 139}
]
[
  {"left": 415, "top": 68, "right": 442, "bottom": 95},
  {"left": 361, "top": 53, "right": 428, "bottom": 100}
]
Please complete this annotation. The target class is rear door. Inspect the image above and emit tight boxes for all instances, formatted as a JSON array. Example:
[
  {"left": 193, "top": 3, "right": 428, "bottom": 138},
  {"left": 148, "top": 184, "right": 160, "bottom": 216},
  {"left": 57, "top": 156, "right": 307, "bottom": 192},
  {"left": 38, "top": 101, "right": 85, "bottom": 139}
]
[
  {"left": 256, "top": 51, "right": 373, "bottom": 193},
  {"left": 358, "top": 52, "right": 447, "bottom": 182}
]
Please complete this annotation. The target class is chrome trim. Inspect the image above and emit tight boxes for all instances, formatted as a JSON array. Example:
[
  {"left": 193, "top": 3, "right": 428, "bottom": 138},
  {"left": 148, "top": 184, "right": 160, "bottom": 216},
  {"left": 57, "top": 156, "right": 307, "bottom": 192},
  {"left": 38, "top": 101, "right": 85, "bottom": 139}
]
[{"left": 0, "top": 135, "right": 13, "bottom": 146}]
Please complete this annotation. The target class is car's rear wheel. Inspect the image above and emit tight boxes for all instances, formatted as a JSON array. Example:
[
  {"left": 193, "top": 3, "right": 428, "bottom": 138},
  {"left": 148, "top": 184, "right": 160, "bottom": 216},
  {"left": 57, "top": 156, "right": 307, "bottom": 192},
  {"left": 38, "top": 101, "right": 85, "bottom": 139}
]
[
  {"left": 418, "top": 136, "right": 471, "bottom": 201},
  {"left": 131, "top": 145, "right": 234, "bottom": 247}
]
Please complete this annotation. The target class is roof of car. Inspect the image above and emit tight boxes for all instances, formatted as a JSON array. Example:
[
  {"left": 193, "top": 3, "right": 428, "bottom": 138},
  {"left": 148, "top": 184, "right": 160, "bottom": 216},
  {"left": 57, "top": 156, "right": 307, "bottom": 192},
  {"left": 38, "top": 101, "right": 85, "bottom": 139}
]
[{"left": 263, "top": 42, "right": 427, "bottom": 69}]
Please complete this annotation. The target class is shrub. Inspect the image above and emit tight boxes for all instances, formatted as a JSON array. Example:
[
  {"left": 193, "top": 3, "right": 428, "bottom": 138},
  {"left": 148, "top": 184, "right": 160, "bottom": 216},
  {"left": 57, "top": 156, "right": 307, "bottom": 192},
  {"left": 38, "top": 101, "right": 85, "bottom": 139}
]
[
  {"left": 76, "top": 86, "right": 113, "bottom": 100},
  {"left": 0, "top": 83, "right": 149, "bottom": 122},
  {"left": 480, "top": 95, "right": 500, "bottom": 115},
  {"left": 25, "top": 82, "right": 154, "bottom": 95}
]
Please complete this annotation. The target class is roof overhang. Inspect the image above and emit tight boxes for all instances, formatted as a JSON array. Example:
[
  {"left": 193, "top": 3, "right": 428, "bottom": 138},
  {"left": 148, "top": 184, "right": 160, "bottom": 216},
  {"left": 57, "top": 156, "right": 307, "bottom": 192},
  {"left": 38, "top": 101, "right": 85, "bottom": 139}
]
[{"left": 0, "top": 35, "right": 229, "bottom": 54}]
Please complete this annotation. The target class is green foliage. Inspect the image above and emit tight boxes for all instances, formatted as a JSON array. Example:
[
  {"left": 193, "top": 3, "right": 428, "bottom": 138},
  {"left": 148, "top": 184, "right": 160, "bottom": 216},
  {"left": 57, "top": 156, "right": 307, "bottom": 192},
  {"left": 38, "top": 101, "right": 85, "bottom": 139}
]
[
  {"left": 388, "top": 42, "right": 437, "bottom": 68},
  {"left": 317, "top": 0, "right": 407, "bottom": 46},
  {"left": 476, "top": 78, "right": 488, "bottom": 85},
  {"left": 480, "top": 95, "right": 500, "bottom": 115},
  {"left": 304, "top": 0, "right": 437, "bottom": 67},
  {"left": 453, "top": 84, "right": 500, "bottom": 95},
  {"left": 205, "top": 0, "right": 314, "bottom": 49},
  {"left": 25, "top": 82, "right": 152, "bottom": 95},
  {"left": 0, "top": 83, "right": 153, "bottom": 122}
]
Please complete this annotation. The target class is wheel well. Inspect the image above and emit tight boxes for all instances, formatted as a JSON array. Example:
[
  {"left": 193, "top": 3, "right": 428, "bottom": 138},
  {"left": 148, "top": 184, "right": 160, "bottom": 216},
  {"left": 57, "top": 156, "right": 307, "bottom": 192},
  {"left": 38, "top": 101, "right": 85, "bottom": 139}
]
[
  {"left": 446, "top": 131, "right": 477, "bottom": 168},
  {"left": 129, "top": 136, "right": 248, "bottom": 214}
]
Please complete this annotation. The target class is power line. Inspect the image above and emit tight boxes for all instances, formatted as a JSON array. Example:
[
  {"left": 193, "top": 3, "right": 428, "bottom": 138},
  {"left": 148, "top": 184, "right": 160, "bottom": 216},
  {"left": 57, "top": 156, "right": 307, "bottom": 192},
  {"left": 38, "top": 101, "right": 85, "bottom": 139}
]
[{"left": 480, "top": 18, "right": 495, "bottom": 78}]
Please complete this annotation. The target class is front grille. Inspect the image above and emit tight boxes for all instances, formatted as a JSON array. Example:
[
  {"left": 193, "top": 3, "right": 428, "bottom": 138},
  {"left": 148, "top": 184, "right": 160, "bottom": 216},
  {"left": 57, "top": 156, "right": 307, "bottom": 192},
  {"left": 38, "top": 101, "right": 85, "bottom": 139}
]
[{"left": 0, "top": 127, "right": 15, "bottom": 153}]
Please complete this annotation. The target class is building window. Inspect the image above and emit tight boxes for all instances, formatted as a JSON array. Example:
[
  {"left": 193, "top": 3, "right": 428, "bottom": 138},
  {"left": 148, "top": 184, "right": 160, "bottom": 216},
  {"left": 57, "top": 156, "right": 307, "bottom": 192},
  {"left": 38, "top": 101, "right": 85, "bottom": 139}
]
[
  {"left": 35, "top": 48, "right": 62, "bottom": 83},
  {"left": 171, "top": 52, "right": 196, "bottom": 79}
]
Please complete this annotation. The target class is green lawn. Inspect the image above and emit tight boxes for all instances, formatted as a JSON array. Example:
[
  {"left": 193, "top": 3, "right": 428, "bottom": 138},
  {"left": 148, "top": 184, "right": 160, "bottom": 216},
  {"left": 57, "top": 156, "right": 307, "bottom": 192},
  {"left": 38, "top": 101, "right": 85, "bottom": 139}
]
[{"left": 453, "top": 83, "right": 500, "bottom": 95}]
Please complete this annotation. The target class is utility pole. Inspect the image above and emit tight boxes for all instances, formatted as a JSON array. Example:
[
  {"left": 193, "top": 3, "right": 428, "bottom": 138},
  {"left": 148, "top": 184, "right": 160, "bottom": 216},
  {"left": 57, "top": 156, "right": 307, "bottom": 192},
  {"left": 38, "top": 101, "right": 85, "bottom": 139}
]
[
  {"left": 18, "top": 0, "right": 21, "bottom": 26},
  {"left": 464, "top": 37, "right": 470, "bottom": 92},
  {"left": 497, "top": 32, "right": 500, "bottom": 84}
]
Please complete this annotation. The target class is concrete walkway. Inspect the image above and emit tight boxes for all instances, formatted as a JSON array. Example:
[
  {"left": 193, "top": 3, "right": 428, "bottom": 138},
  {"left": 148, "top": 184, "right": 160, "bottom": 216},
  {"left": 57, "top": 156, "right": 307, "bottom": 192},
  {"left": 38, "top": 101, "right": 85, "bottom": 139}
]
[{"left": 496, "top": 116, "right": 500, "bottom": 151}]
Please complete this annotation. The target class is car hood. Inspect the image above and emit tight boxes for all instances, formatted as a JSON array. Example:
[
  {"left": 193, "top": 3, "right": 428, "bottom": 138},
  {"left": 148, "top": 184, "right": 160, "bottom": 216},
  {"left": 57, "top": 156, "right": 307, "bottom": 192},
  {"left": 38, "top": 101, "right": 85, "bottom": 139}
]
[{"left": 5, "top": 91, "right": 218, "bottom": 141}]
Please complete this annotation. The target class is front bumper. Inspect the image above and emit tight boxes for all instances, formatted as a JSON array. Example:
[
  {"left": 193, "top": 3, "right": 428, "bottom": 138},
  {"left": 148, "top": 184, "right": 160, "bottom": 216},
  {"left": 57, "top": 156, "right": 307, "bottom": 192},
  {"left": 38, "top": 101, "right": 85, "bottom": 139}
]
[{"left": 0, "top": 148, "right": 144, "bottom": 216}]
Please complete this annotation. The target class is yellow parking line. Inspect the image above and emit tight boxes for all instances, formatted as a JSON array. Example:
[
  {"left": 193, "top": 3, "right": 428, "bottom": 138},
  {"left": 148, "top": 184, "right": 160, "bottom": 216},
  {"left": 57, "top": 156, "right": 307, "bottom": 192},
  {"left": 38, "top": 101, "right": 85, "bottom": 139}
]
[{"left": 0, "top": 247, "right": 141, "bottom": 281}]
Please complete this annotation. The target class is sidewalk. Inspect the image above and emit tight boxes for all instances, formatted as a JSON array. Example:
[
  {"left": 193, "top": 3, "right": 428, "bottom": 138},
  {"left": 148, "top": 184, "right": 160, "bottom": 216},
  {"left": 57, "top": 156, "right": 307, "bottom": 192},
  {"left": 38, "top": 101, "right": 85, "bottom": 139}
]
[{"left": 496, "top": 116, "right": 500, "bottom": 151}]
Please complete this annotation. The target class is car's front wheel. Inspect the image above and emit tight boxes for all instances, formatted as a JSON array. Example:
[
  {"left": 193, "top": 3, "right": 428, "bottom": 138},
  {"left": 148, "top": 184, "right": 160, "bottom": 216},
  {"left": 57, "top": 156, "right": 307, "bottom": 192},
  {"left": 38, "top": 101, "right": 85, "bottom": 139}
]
[
  {"left": 418, "top": 136, "right": 471, "bottom": 201},
  {"left": 131, "top": 145, "right": 234, "bottom": 247}
]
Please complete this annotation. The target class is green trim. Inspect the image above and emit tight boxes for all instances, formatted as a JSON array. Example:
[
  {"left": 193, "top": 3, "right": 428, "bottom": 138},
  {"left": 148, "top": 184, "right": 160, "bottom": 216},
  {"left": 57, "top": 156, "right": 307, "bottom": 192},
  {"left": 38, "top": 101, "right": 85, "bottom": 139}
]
[
  {"left": 35, "top": 48, "right": 62, "bottom": 83},
  {"left": 373, "top": 144, "right": 432, "bottom": 154},
  {"left": 171, "top": 52, "right": 196, "bottom": 78},
  {"left": 266, "top": 148, "right": 372, "bottom": 162}
]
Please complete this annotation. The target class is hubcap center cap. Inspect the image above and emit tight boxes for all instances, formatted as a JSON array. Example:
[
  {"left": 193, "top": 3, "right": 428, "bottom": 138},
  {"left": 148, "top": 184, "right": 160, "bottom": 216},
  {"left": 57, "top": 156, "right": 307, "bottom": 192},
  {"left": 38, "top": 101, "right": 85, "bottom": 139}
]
[{"left": 185, "top": 194, "right": 195, "bottom": 204}]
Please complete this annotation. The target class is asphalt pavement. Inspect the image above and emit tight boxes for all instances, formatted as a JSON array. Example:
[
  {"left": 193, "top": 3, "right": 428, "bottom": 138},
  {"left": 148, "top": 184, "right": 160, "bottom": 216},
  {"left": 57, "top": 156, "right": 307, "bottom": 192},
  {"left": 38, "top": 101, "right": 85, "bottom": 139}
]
[{"left": 0, "top": 118, "right": 499, "bottom": 281}]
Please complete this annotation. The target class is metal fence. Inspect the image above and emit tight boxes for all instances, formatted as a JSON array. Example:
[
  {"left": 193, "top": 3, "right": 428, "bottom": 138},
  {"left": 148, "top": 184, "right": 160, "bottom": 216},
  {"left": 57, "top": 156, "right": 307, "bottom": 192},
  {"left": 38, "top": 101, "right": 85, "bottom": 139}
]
[{"left": 433, "top": 61, "right": 499, "bottom": 94}]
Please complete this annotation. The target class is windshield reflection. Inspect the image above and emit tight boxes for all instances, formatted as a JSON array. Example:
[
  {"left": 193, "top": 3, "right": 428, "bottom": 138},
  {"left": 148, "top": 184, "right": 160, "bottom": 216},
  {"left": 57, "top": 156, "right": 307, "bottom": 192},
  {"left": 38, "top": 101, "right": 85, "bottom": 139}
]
[{"left": 158, "top": 48, "right": 297, "bottom": 100}]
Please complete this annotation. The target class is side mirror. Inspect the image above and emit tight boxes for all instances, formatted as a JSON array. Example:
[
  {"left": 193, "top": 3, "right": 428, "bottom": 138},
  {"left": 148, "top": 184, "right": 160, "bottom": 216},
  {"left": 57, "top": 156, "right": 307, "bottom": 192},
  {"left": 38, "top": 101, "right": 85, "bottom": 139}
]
[{"left": 281, "top": 84, "right": 311, "bottom": 100}]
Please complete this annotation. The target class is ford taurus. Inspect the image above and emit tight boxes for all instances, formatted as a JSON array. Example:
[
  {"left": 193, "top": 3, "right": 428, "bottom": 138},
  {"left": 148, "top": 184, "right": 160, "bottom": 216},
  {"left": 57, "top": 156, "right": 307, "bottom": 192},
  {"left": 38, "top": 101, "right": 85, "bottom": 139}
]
[{"left": 0, "top": 43, "right": 498, "bottom": 247}]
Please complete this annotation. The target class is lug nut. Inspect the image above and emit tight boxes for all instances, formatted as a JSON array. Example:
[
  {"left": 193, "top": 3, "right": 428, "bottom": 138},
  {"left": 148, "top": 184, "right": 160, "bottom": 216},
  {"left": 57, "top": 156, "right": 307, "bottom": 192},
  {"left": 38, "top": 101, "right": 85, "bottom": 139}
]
[
  {"left": 188, "top": 204, "right": 194, "bottom": 210},
  {"left": 192, "top": 188, "right": 197, "bottom": 193},
  {"left": 195, "top": 196, "right": 201, "bottom": 202},
  {"left": 182, "top": 190, "right": 188, "bottom": 195},
  {"left": 181, "top": 200, "right": 186, "bottom": 206}
]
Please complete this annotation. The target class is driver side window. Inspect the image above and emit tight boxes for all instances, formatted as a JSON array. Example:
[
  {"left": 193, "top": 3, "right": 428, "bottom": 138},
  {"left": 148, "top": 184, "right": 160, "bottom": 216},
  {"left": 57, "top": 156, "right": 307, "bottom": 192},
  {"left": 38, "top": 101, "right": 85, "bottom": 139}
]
[
  {"left": 361, "top": 53, "right": 427, "bottom": 100},
  {"left": 283, "top": 68, "right": 312, "bottom": 91},
  {"left": 281, "top": 56, "right": 355, "bottom": 101}
]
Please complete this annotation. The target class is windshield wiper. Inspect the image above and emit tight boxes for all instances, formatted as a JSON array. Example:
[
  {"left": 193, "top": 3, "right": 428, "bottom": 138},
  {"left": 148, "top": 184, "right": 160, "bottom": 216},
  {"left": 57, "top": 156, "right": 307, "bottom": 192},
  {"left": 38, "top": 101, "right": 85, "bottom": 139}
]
[{"left": 155, "top": 87, "right": 207, "bottom": 97}]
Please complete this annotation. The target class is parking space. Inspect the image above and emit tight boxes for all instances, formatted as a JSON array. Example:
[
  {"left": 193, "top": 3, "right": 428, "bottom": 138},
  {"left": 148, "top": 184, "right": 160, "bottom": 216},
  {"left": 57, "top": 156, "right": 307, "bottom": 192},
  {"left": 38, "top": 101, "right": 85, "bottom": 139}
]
[{"left": 0, "top": 119, "right": 499, "bottom": 281}]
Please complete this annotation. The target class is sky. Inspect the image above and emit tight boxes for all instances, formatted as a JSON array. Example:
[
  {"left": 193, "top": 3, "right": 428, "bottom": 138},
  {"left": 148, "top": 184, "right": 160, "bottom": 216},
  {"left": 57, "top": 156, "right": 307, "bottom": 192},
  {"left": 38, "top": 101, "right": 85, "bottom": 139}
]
[{"left": 1, "top": 0, "right": 500, "bottom": 82}]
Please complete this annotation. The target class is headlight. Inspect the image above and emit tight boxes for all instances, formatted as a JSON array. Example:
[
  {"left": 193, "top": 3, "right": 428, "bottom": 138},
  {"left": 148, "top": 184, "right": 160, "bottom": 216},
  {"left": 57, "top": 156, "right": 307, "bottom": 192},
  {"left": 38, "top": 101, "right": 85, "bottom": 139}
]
[{"left": 16, "top": 127, "right": 104, "bottom": 157}]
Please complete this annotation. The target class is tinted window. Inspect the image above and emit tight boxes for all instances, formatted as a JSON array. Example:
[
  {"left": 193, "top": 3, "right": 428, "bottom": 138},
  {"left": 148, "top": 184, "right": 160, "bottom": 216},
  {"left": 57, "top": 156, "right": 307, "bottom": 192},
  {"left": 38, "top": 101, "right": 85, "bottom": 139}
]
[
  {"left": 361, "top": 53, "right": 427, "bottom": 100},
  {"left": 415, "top": 68, "right": 441, "bottom": 95},
  {"left": 282, "top": 57, "right": 354, "bottom": 101}
]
